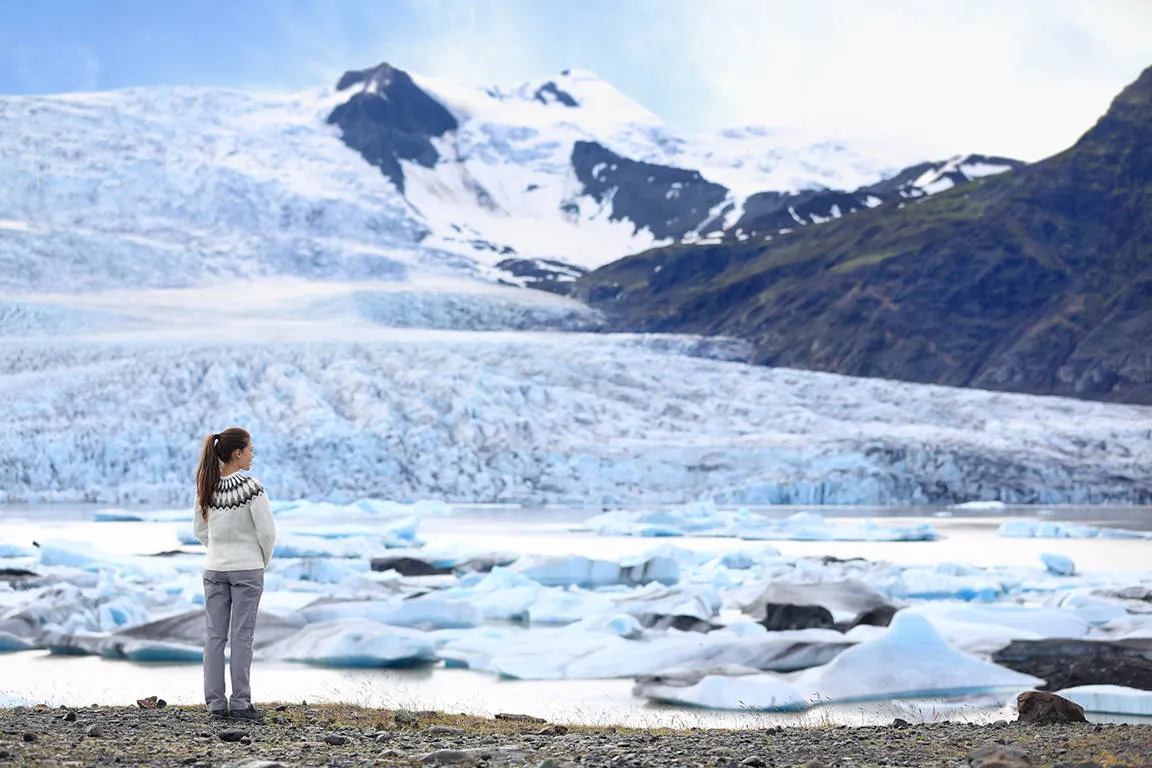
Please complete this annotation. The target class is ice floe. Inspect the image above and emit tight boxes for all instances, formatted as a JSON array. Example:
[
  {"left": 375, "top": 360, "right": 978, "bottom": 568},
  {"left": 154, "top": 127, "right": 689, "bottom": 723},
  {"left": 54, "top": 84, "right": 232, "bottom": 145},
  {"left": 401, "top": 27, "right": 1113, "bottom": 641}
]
[
  {"left": 999, "top": 521, "right": 1151, "bottom": 539},
  {"left": 1056, "top": 685, "right": 1152, "bottom": 716},
  {"left": 634, "top": 612, "right": 1043, "bottom": 710},
  {"left": 578, "top": 504, "right": 939, "bottom": 541}
]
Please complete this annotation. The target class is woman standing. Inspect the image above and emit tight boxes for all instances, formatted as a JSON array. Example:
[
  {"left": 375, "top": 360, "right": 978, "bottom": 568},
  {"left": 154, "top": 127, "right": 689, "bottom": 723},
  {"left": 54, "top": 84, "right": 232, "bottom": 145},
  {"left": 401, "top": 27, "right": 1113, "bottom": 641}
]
[{"left": 193, "top": 427, "right": 276, "bottom": 721}]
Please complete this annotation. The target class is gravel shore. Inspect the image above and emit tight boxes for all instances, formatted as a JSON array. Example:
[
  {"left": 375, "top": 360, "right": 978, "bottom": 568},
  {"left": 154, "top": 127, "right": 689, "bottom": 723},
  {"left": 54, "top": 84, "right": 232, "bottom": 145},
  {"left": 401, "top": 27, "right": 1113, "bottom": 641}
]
[{"left": 1, "top": 704, "right": 1149, "bottom": 768}]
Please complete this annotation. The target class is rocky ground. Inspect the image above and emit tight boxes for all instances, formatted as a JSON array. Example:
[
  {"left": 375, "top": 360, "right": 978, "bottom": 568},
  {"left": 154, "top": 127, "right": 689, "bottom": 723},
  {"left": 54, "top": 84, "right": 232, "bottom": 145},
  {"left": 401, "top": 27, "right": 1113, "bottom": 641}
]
[{"left": 0, "top": 704, "right": 1149, "bottom": 768}]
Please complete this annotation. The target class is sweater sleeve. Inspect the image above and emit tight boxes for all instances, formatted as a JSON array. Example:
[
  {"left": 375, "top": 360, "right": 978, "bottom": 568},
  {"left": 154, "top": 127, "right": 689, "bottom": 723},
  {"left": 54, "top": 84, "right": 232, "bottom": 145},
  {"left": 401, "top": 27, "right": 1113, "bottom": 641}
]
[
  {"left": 193, "top": 501, "right": 209, "bottom": 546},
  {"left": 249, "top": 488, "right": 277, "bottom": 568}
]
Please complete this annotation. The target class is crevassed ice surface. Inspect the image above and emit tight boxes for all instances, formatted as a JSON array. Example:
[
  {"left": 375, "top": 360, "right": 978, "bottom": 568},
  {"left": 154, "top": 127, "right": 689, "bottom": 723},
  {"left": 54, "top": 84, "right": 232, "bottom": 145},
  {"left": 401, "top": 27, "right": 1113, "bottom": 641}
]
[{"left": 1, "top": 333, "right": 1149, "bottom": 505}]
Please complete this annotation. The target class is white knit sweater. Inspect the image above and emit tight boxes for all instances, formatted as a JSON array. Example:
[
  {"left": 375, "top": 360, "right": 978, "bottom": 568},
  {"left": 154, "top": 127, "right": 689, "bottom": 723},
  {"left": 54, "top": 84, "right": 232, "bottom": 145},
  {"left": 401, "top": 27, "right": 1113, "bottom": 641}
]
[{"left": 193, "top": 471, "right": 277, "bottom": 571}]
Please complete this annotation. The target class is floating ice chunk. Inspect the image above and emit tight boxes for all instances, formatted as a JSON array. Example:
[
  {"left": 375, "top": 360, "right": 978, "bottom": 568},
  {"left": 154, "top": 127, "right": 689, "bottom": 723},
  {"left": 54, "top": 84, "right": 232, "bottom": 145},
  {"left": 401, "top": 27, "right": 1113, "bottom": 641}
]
[
  {"left": 908, "top": 603, "right": 1090, "bottom": 639},
  {"left": 526, "top": 589, "right": 616, "bottom": 625},
  {"left": 273, "top": 531, "right": 414, "bottom": 559},
  {"left": 297, "top": 595, "right": 483, "bottom": 630},
  {"left": 1040, "top": 553, "right": 1075, "bottom": 576},
  {"left": 998, "top": 521, "right": 1150, "bottom": 539},
  {"left": 93, "top": 508, "right": 189, "bottom": 523},
  {"left": 116, "top": 639, "right": 202, "bottom": 663},
  {"left": 0, "top": 542, "right": 36, "bottom": 558},
  {"left": 914, "top": 616, "right": 1041, "bottom": 655},
  {"left": 635, "top": 667, "right": 807, "bottom": 711},
  {"left": 271, "top": 559, "right": 370, "bottom": 584},
  {"left": 883, "top": 567, "right": 1005, "bottom": 601},
  {"left": 264, "top": 619, "right": 437, "bottom": 667},
  {"left": 1057, "top": 593, "right": 1127, "bottom": 626},
  {"left": 949, "top": 500, "right": 1007, "bottom": 510},
  {"left": 794, "top": 612, "right": 1043, "bottom": 703},
  {"left": 0, "top": 631, "right": 36, "bottom": 652},
  {"left": 512, "top": 554, "right": 679, "bottom": 588},
  {"left": 272, "top": 498, "right": 451, "bottom": 521},
  {"left": 611, "top": 584, "right": 721, "bottom": 626},
  {"left": 442, "top": 624, "right": 851, "bottom": 681},
  {"left": 1056, "top": 685, "right": 1152, "bottom": 716},
  {"left": 580, "top": 503, "right": 939, "bottom": 541}
]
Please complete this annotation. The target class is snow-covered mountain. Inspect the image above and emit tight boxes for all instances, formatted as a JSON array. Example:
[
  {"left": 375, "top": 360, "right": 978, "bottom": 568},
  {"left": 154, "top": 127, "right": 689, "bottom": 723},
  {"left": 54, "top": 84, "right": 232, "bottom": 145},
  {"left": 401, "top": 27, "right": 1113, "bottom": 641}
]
[
  {"left": 0, "top": 61, "right": 1018, "bottom": 297},
  {"left": 5, "top": 60, "right": 1141, "bottom": 508}
]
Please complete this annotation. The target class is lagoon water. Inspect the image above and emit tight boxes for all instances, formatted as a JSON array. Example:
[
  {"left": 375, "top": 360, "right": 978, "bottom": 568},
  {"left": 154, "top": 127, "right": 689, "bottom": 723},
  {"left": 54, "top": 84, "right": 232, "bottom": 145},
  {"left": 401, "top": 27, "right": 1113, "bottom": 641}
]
[{"left": 2, "top": 504, "right": 1151, "bottom": 726}]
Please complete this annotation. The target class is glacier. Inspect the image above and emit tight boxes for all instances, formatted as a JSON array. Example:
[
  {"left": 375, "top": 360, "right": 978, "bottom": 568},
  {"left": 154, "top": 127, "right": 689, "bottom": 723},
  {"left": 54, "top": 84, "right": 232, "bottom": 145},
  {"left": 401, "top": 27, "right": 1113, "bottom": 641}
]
[{"left": 1, "top": 332, "right": 1149, "bottom": 505}]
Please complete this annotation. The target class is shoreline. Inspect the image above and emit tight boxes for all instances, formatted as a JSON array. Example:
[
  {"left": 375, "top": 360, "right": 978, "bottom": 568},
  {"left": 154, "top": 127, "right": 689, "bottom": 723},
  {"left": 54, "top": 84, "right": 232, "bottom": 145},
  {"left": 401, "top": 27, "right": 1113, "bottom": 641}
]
[{"left": 2, "top": 704, "right": 1150, "bottom": 767}]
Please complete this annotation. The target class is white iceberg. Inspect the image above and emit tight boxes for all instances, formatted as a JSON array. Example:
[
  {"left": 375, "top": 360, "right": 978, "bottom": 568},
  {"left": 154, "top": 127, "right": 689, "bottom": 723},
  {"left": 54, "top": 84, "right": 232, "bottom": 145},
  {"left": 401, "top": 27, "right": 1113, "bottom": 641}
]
[
  {"left": 579, "top": 504, "right": 939, "bottom": 541},
  {"left": 998, "top": 521, "right": 1150, "bottom": 539},
  {"left": 272, "top": 498, "right": 451, "bottom": 522},
  {"left": 297, "top": 595, "right": 483, "bottom": 630},
  {"left": 1040, "top": 553, "right": 1075, "bottom": 576},
  {"left": 908, "top": 603, "right": 1090, "bottom": 639},
  {"left": 635, "top": 612, "right": 1043, "bottom": 710},
  {"left": 263, "top": 619, "right": 437, "bottom": 667},
  {"left": 1056, "top": 685, "right": 1152, "bottom": 717},
  {"left": 636, "top": 667, "right": 808, "bottom": 711},
  {"left": 0, "top": 542, "right": 36, "bottom": 558},
  {"left": 512, "top": 554, "right": 679, "bottom": 588},
  {"left": 440, "top": 625, "right": 851, "bottom": 681}
]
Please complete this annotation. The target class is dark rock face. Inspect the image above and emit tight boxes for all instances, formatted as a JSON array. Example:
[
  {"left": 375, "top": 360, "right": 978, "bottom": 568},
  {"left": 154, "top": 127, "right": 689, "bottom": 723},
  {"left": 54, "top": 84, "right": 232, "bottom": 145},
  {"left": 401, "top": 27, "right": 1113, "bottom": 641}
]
[
  {"left": 496, "top": 257, "right": 588, "bottom": 295},
  {"left": 571, "top": 140, "right": 729, "bottom": 241},
  {"left": 993, "top": 639, "right": 1152, "bottom": 691},
  {"left": 328, "top": 62, "right": 459, "bottom": 193},
  {"left": 577, "top": 66, "right": 1152, "bottom": 405},
  {"left": 1016, "top": 690, "right": 1088, "bottom": 725},
  {"left": 757, "top": 603, "right": 836, "bottom": 631},
  {"left": 370, "top": 556, "right": 453, "bottom": 576},
  {"left": 533, "top": 81, "right": 579, "bottom": 107}
]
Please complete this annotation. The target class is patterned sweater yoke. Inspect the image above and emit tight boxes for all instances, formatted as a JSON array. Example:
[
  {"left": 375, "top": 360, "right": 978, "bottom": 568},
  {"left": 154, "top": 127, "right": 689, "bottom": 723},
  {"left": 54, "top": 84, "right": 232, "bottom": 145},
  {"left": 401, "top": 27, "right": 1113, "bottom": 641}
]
[{"left": 209, "top": 472, "right": 265, "bottom": 511}]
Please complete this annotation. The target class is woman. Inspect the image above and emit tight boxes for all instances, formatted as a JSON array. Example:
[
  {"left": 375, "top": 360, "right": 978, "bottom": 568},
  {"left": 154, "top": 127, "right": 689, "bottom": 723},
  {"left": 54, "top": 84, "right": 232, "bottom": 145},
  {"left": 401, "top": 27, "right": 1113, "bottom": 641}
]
[{"left": 193, "top": 427, "right": 276, "bottom": 721}]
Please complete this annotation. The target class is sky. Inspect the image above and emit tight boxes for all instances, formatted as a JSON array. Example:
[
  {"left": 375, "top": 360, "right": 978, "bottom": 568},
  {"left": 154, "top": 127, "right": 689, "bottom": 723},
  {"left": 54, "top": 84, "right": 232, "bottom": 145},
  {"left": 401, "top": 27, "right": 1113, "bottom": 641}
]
[{"left": 1, "top": 0, "right": 1151, "bottom": 161}]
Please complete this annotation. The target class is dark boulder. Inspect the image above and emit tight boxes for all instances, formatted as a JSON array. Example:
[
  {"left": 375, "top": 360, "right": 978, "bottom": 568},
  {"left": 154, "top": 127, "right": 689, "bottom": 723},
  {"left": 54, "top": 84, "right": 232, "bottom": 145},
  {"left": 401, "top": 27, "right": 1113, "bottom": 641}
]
[{"left": 1016, "top": 690, "right": 1088, "bottom": 724}]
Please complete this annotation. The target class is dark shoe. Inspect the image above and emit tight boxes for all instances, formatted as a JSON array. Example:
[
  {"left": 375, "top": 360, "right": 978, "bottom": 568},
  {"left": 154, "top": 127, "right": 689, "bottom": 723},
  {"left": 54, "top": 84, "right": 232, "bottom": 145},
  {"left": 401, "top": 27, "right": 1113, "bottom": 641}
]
[
  {"left": 208, "top": 708, "right": 229, "bottom": 720},
  {"left": 229, "top": 706, "right": 264, "bottom": 722}
]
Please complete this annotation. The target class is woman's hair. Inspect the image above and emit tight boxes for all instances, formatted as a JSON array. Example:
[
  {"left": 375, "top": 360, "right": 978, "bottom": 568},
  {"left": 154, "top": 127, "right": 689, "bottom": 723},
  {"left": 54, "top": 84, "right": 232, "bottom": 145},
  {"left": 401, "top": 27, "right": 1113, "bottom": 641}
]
[{"left": 195, "top": 427, "right": 250, "bottom": 520}]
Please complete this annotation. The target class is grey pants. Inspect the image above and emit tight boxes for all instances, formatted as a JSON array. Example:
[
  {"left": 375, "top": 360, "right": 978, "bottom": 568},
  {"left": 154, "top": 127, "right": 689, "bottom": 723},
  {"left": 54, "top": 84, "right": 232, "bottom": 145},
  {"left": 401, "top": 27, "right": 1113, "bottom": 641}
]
[{"left": 202, "top": 568, "right": 264, "bottom": 711}]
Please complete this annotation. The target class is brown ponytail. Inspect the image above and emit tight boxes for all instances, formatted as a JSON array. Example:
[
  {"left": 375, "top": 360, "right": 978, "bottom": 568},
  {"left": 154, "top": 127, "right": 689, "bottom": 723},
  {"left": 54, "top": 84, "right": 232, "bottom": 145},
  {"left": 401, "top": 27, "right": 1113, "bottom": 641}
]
[{"left": 195, "top": 428, "right": 250, "bottom": 520}]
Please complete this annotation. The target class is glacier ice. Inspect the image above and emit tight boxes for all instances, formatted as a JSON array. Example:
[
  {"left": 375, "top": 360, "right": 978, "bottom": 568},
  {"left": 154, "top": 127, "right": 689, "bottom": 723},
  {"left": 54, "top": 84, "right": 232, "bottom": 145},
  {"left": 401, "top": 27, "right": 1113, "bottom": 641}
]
[
  {"left": 262, "top": 619, "right": 437, "bottom": 667},
  {"left": 1056, "top": 685, "right": 1152, "bottom": 716},
  {"left": 579, "top": 504, "right": 940, "bottom": 541},
  {"left": 999, "top": 521, "right": 1151, "bottom": 539},
  {"left": 633, "top": 612, "right": 1043, "bottom": 710},
  {"left": 3, "top": 336, "right": 1149, "bottom": 507}
]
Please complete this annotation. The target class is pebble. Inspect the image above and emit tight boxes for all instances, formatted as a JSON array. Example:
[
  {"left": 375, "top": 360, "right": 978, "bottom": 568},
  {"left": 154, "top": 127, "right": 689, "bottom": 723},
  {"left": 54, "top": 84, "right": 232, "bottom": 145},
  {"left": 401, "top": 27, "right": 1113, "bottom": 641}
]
[
  {"left": 420, "top": 748, "right": 473, "bottom": 763},
  {"left": 322, "top": 733, "right": 349, "bottom": 745},
  {"left": 63, "top": 711, "right": 77, "bottom": 722},
  {"left": 395, "top": 710, "right": 421, "bottom": 727},
  {"left": 424, "top": 725, "right": 466, "bottom": 736},
  {"left": 21, "top": 733, "right": 37, "bottom": 743},
  {"left": 537, "top": 724, "right": 569, "bottom": 736},
  {"left": 85, "top": 725, "right": 104, "bottom": 738},
  {"left": 741, "top": 758, "right": 767, "bottom": 767},
  {"left": 218, "top": 729, "right": 248, "bottom": 743}
]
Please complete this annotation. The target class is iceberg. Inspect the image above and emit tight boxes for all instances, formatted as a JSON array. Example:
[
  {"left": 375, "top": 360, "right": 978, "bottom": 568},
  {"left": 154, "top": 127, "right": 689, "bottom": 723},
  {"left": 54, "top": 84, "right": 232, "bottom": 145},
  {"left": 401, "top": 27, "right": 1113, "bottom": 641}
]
[
  {"left": 1056, "top": 685, "right": 1152, "bottom": 717},
  {"left": 263, "top": 619, "right": 437, "bottom": 667},
  {"left": 635, "top": 612, "right": 1043, "bottom": 710},
  {"left": 635, "top": 666, "right": 808, "bottom": 711},
  {"left": 579, "top": 504, "right": 940, "bottom": 541},
  {"left": 1040, "top": 553, "right": 1075, "bottom": 576},
  {"left": 512, "top": 554, "right": 679, "bottom": 588},
  {"left": 0, "top": 542, "right": 36, "bottom": 558},
  {"left": 297, "top": 595, "right": 484, "bottom": 630},
  {"left": 440, "top": 625, "right": 852, "bottom": 681},
  {"left": 907, "top": 604, "right": 1090, "bottom": 639},
  {"left": 998, "top": 521, "right": 1150, "bottom": 539}
]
